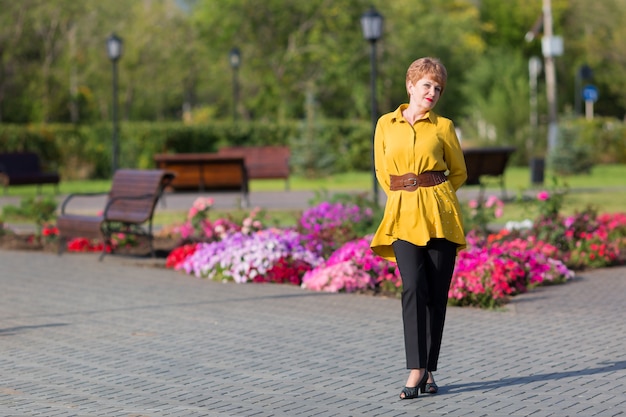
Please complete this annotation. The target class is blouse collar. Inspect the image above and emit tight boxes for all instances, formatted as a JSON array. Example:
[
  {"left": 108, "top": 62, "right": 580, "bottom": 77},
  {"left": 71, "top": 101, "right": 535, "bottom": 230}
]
[{"left": 391, "top": 103, "right": 437, "bottom": 124}]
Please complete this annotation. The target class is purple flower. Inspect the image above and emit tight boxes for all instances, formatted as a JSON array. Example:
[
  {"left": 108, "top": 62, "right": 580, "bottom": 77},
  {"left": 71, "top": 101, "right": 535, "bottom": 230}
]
[{"left": 179, "top": 228, "right": 323, "bottom": 283}]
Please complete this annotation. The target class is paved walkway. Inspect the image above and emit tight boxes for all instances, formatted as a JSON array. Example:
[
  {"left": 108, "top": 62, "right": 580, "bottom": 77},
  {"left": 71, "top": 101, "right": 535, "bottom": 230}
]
[
  {"left": 1, "top": 248, "right": 625, "bottom": 416},
  {"left": 0, "top": 186, "right": 509, "bottom": 215}
]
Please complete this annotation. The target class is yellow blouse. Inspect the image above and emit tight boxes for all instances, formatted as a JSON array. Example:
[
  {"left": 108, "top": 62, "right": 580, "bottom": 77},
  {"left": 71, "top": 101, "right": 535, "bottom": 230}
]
[{"left": 370, "top": 104, "right": 468, "bottom": 262}]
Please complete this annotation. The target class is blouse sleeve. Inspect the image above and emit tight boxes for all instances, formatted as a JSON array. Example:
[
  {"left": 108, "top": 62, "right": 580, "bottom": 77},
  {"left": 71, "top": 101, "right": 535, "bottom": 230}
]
[
  {"left": 443, "top": 122, "right": 467, "bottom": 191},
  {"left": 374, "top": 120, "right": 391, "bottom": 196}
]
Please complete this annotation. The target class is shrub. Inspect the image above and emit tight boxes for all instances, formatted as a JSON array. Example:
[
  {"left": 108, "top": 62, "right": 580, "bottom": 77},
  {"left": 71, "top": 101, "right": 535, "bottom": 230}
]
[
  {"left": 449, "top": 232, "right": 574, "bottom": 308},
  {"left": 301, "top": 236, "right": 401, "bottom": 294},
  {"left": 177, "top": 228, "right": 323, "bottom": 284},
  {"left": 1, "top": 196, "right": 57, "bottom": 236},
  {"left": 297, "top": 201, "right": 374, "bottom": 258}
]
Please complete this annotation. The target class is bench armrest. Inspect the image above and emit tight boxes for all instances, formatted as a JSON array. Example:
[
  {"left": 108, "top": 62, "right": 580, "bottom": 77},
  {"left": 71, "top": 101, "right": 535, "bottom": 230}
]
[
  {"left": 102, "top": 193, "right": 158, "bottom": 220},
  {"left": 60, "top": 192, "right": 109, "bottom": 215}
]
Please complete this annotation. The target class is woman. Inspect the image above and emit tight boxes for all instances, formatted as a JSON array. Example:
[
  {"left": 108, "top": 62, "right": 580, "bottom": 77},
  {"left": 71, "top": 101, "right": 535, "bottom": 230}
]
[{"left": 370, "top": 57, "right": 467, "bottom": 400}]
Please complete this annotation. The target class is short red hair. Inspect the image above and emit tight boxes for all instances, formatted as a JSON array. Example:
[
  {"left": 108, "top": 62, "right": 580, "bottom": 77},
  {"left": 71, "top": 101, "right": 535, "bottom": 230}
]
[{"left": 406, "top": 57, "right": 448, "bottom": 95}]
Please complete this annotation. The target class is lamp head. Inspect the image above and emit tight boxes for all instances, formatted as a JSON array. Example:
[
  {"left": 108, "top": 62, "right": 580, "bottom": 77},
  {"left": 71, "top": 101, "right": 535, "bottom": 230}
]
[
  {"left": 106, "top": 33, "right": 123, "bottom": 61},
  {"left": 361, "top": 7, "right": 383, "bottom": 42},
  {"left": 229, "top": 47, "right": 241, "bottom": 69}
]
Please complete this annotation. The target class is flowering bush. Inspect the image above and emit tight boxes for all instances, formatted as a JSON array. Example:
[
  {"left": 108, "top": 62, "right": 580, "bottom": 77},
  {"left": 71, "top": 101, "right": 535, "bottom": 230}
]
[
  {"left": 298, "top": 201, "right": 374, "bottom": 257},
  {"left": 526, "top": 208, "right": 626, "bottom": 269},
  {"left": 255, "top": 258, "right": 313, "bottom": 285},
  {"left": 564, "top": 212, "right": 626, "bottom": 269},
  {"left": 176, "top": 197, "right": 264, "bottom": 242},
  {"left": 41, "top": 224, "right": 59, "bottom": 243},
  {"left": 528, "top": 179, "right": 569, "bottom": 243},
  {"left": 164, "top": 196, "right": 626, "bottom": 309},
  {"left": 534, "top": 180, "right": 568, "bottom": 221},
  {"left": 302, "top": 235, "right": 401, "bottom": 293},
  {"left": 63, "top": 232, "right": 139, "bottom": 253},
  {"left": 449, "top": 231, "right": 575, "bottom": 308},
  {"left": 66, "top": 237, "right": 111, "bottom": 253},
  {"left": 165, "top": 243, "right": 199, "bottom": 269},
  {"left": 178, "top": 228, "right": 323, "bottom": 284},
  {"left": 463, "top": 195, "right": 505, "bottom": 235},
  {"left": 1, "top": 196, "right": 57, "bottom": 236},
  {"left": 111, "top": 232, "right": 138, "bottom": 248}
]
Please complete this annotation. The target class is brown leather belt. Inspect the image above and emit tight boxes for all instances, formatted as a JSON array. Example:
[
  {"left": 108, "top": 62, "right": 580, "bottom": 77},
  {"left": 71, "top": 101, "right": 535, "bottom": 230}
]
[{"left": 389, "top": 171, "right": 447, "bottom": 191}]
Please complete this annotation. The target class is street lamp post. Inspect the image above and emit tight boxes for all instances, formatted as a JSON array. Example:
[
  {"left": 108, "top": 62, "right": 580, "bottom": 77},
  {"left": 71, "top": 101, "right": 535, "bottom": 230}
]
[
  {"left": 360, "top": 7, "right": 383, "bottom": 207},
  {"left": 525, "top": 0, "right": 562, "bottom": 184},
  {"left": 528, "top": 56, "right": 544, "bottom": 185},
  {"left": 106, "top": 33, "right": 123, "bottom": 175},
  {"left": 229, "top": 47, "right": 241, "bottom": 122},
  {"left": 541, "top": 0, "right": 562, "bottom": 154}
]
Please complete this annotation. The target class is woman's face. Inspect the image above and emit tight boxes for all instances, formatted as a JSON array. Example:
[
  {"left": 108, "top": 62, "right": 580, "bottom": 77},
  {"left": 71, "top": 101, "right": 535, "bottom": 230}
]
[{"left": 407, "top": 76, "right": 442, "bottom": 112}]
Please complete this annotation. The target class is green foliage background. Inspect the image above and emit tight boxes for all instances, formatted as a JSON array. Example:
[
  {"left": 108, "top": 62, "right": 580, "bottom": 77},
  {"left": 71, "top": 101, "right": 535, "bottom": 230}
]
[
  {"left": 1, "top": 0, "right": 626, "bottom": 176},
  {"left": 1, "top": 117, "right": 624, "bottom": 180}
]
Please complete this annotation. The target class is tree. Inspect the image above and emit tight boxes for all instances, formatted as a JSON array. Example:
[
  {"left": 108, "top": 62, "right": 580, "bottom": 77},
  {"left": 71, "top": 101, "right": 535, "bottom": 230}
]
[
  {"left": 0, "top": 1, "right": 39, "bottom": 122},
  {"left": 1, "top": 0, "right": 625, "bottom": 125},
  {"left": 458, "top": 48, "right": 533, "bottom": 160},
  {"left": 379, "top": 0, "right": 485, "bottom": 118},
  {"left": 191, "top": 0, "right": 375, "bottom": 121},
  {"left": 562, "top": 0, "right": 626, "bottom": 116}
]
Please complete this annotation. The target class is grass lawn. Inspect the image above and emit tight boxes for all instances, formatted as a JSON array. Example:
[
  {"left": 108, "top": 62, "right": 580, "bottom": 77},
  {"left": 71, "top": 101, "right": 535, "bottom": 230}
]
[{"left": 2, "top": 164, "right": 625, "bottom": 227}]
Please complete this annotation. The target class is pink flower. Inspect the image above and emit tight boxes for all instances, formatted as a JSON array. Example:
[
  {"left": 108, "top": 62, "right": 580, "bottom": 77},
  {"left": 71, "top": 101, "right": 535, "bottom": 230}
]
[
  {"left": 537, "top": 191, "right": 550, "bottom": 201},
  {"left": 187, "top": 206, "right": 198, "bottom": 220},
  {"left": 192, "top": 197, "right": 214, "bottom": 211},
  {"left": 485, "top": 195, "right": 500, "bottom": 208}
]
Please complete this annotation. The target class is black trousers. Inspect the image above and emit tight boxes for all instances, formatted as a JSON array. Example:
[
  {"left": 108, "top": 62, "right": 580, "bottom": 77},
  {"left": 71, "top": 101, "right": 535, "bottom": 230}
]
[{"left": 392, "top": 238, "right": 458, "bottom": 371}]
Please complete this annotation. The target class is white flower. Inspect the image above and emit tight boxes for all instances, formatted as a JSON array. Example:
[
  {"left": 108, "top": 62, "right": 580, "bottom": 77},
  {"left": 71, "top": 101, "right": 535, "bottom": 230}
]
[{"left": 505, "top": 219, "right": 534, "bottom": 231}]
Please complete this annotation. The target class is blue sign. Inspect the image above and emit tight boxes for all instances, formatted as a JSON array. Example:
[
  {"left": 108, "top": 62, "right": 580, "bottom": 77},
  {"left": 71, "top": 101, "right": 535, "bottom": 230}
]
[{"left": 583, "top": 85, "right": 599, "bottom": 102}]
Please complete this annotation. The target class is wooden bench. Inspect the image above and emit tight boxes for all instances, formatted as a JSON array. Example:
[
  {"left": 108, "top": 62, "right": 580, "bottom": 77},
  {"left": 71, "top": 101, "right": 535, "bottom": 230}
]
[
  {"left": 56, "top": 169, "right": 175, "bottom": 260},
  {"left": 463, "top": 147, "right": 516, "bottom": 200},
  {"left": 0, "top": 152, "right": 60, "bottom": 194},
  {"left": 153, "top": 153, "right": 249, "bottom": 206},
  {"left": 217, "top": 145, "right": 291, "bottom": 190}
]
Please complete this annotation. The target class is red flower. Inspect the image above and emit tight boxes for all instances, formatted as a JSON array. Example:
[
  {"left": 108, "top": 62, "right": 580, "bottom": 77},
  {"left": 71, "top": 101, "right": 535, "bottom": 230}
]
[
  {"left": 166, "top": 243, "right": 199, "bottom": 269},
  {"left": 42, "top": 226, "right": 59, "bottom": 237}
]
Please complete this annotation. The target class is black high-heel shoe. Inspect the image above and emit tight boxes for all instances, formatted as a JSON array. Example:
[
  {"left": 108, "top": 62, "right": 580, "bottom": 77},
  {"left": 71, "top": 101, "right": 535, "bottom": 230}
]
[
  {"left": 399, "top": 371, "right": 428, "bottom": 400},
  {"left": 423, "top": 381, "right": 438, "bottom": 394},
  {"left": 421, "top": 373, "right": 439, "bottom": 394}
]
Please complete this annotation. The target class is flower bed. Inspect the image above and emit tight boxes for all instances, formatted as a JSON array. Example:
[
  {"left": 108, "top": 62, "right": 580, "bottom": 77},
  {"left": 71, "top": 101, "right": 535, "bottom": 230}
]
[
  {"left": 15, "top": 191, "right": 624, "bottom": 309},
  {"left": 162, "top": 193, "right": 626, "bottom": 309},
  {"left": 176, "top": 228, "right": 323, "bottom": 284},
  {"left": 301, "top": 235, "right": 401, "bottom": 293},
  {"left": 449, "top": 232, "right": 574, "bottom": 308}
]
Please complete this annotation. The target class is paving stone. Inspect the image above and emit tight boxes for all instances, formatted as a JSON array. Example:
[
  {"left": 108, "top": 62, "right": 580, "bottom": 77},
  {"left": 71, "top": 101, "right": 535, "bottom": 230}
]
[{"left": 1, "top": 250, "right": 625, "bottom": 416}]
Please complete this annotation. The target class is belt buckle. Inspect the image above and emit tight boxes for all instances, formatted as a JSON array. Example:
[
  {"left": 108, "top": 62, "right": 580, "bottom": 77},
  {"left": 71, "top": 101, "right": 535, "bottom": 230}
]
[{"left": 404, "top": 177, "right": 417, "bottom": 187}]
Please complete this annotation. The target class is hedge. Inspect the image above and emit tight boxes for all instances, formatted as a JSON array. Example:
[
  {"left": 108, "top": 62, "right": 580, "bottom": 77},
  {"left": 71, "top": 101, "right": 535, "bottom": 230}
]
[
  {"left": 2, "top": 117, "right": 624, "bottom": 180},
  {"left": 0, "top": 120, "right": 371, "bottom": 180}
]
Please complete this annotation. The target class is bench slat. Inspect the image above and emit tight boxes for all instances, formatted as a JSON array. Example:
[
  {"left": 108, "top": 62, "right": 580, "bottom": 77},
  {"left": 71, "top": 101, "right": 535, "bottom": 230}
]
[
  {"left": 56, "top": 169, "right": 174, "bottom": 260},
  {"left": 217, "top": 146, "right": 290, "bottom": 180},
  {"left": 154, "top": 154, "right": 249, "bottom": 206}
]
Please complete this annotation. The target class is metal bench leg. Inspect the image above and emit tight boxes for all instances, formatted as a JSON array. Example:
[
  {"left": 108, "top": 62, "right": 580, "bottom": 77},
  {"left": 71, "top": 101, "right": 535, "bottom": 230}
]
[
  {"left": 99, "top": 246, "right": 107, "bottom": 261},
  {"left": 57, "top": 237, "right": 67, "bottom": 256},
  {"left": 99, "top": 226, "right": 111, "bottom": 261},
  {"left": 148, "top": 221, "right": 156, "bottom": 258}
]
